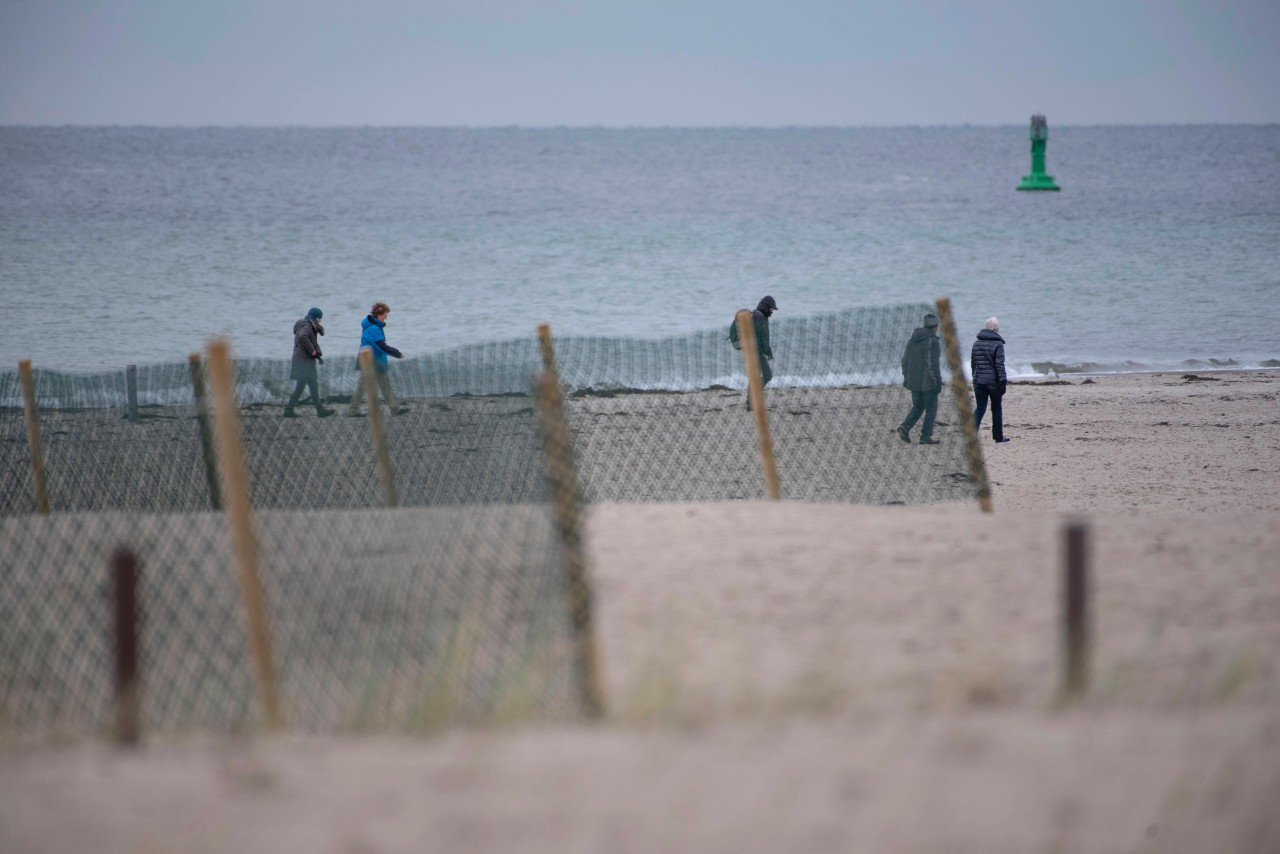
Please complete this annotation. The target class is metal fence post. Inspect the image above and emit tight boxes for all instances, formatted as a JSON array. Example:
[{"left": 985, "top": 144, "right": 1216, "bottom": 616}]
[{"left": 935, "top": 297, "right": 992, "bottom": 512}]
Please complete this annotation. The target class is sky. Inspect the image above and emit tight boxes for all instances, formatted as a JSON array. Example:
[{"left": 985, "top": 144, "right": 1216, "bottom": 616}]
[{"left": 1, "top": 0, "right": 1278, "bottom": 126}]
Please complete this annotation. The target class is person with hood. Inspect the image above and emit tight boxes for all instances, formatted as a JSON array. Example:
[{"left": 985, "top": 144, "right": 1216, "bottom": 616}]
[
  {"left": 345, "top": 301, "right": 408, "bottom": 417},
  {"left": 971, "top": 316, "right": 1010, "bottom": 443},
  {"left": 284, "top": 307, "right": 335, "bottom": 418},
  {"left": 896, "top": 312, "right": 942, "bottom": 444},
  {"left": 742, "top": 295, "right": 778, "bottom": 411}
]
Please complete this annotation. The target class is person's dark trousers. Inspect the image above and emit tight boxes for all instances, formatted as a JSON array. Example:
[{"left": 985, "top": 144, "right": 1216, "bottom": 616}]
[
  {"left": 973, "top": 383, "right": 1004, "bottom": 441},
  {"left": 286, "top": 378, "right": 323, "bottom": 413},
  {"left": 746, "top": 356, "right": 773, "bottom": 410},
  {"left": 900, "top": 389, "right": 939, "bottom": 441}
]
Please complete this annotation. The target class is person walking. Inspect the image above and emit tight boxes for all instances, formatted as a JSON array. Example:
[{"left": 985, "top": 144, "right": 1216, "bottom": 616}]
[
  {"left": 284, "top": 307, "right": 335, "bottom": 418},
  {"left": 739, "top": 295, "right": 778, "bottom": 411},
  {"left": 896, "top": 312, "right": 942, "bottom": 444},
  {"left": 346, "top": 301, "right": 408, "bottom": 417},
  {"left": 971, "top": 316, "right": 1010, "bottom": 443}
]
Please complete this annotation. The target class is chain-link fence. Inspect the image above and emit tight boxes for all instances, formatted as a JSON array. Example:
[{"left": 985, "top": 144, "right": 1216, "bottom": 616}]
[{"left": 0, "top": 302, "right": 984, "bottom": 740}]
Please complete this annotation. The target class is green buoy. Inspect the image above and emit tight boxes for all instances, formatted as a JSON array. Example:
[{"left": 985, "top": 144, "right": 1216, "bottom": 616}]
[{"left": 1016, "top": 114, "right": 1060, "bottom": 191}]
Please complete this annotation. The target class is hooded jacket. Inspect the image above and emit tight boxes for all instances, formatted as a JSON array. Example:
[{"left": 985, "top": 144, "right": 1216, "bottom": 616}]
[
  {"left": 970, "top": 328, "right": 1006, "bottom": 387},
  {"left": 752, "top": 296, "right": 776, "bottom": 359},
  {"left": 901, "top": 326, "right": 941, "bottom": 392},
  {"left": 357, "top": 315, "right": 402, "bottom": 374},
  {"left": 289, "top": 316, "right": 324, "bottom": 382}
]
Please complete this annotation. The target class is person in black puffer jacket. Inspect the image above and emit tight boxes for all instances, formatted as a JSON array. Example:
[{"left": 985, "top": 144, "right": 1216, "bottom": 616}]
[{"left": 970, "top": 317, "right": 1009, "bottom": 443}]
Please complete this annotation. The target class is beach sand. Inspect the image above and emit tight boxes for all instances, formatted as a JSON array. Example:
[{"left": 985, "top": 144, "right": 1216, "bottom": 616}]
[{"left": 1, "top": 370, "right": 1278, "bottom": 852}]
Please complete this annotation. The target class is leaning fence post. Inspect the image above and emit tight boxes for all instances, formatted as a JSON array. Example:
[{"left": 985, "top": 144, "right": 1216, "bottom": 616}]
[
  {"left": 536, "top": 324, "right": 605, "bottom": 719},
  {"left": 112, "top": 547, "right": 142, "bottom": 746},
  {"left": 935, "top": 297, "right": 992, "bottom": 513},
  {"left": 205, "top": 339, "right": 284, "bottom": 731},
  {"left": 358, "top": 347, "right": 399, "bottom": 508},
  {"left": 188, "top": 353, "right": 222, "bottom": 511},
  {"left": 18, "top": 359, "right": 50, "bottom": 514},
  {"left": 126, "top": 364, "right": 139, "bottom": 423},
  {"left": 1062, "top": 520, "right": 1091, "bottom": 699},
  {"left": 736, "top": 309, "right": 781, "bottom": 500}
]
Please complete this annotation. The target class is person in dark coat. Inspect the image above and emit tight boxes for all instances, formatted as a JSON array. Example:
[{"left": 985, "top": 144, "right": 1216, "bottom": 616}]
[
  {"left": 345, "top": 301, "right": 408, "bottom": 416},
  {"left": 284, "top": 307, "right": 335, "bottom": 417},
  {"left": 744, "top": 295, "right": 778, "bottom": 411},
  {"left": 971, "top": 316, "right": 1010, "bottom": 443},
  {"left": 896, "top": 312, "right": 942, "bottom": 444}
]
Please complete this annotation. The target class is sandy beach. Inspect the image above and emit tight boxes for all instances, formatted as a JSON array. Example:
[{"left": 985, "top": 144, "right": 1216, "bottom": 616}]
[{"left": 2, "top": 369, "right": 1278, "bottom": 852}]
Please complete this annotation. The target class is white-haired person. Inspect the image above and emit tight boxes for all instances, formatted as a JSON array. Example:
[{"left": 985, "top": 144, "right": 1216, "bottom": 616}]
[{"left": 971, "top": 317, "right": 1010, "bottom": 443}]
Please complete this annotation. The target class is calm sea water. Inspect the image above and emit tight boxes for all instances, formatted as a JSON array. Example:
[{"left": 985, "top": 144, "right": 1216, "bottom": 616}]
[{"left": 2, "top": 126, "right": 1278, "bottom": 379}]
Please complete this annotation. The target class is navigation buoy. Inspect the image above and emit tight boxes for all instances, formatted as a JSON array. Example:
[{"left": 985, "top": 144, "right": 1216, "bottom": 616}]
[{"left": 1016, "top": 114, "right": 1060, "bottom": 192}]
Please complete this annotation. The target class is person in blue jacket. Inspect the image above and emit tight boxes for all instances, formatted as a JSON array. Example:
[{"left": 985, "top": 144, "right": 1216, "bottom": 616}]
[
  {"left": 971, "top": 316, "right": 1010, "bottom": 443},
  {"left": 345, "top": 301, "right": 408, "bottom": 416}
]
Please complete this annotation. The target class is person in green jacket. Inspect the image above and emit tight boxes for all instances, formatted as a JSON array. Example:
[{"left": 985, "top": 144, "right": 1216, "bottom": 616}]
[{"left": 896, "top": 312, "right": 942, "bottom": 444}]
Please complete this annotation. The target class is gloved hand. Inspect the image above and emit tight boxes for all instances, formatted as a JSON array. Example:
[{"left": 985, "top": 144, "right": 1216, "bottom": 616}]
[
  {"left": 316, "top": 357, "right": 324, "bottom": 365},
  {"left": 997, "top": 380, "right": 1007, "bottom": 395}
]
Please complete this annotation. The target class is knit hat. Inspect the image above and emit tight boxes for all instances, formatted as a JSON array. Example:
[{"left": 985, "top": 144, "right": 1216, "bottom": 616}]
[
  {"left": 923, "top": 313, "right": 939, "bottom": 328},
  {"left": 307, "top": 307, "right": 323, "bottom": 319}
]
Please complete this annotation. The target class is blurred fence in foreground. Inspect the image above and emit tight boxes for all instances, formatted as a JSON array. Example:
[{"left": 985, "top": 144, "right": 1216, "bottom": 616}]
[{"left": 0, "top": 303, "right": 983, "bottom": 740}]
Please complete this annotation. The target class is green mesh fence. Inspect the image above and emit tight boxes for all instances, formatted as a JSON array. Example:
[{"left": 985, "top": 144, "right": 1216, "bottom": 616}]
[{"left": 0, "top": 303, "right": 980, "bottom": 739}]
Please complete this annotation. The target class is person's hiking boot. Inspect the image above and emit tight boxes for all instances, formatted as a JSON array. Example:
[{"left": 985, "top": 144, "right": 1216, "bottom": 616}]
[
  {"left": 919, "top": 437, "right": 941, "bottom": 445},
  {"left": 345, "top": 410, "right": 364, "bottom": 418},
  {"left": 896, "top": 425, "right": 911, "bottom": 444},
  {"left": 283, "top": 409, "right": 300, "bottom": 418},
  {"left": 995, "top": 437, "right": 1012, "bottom": 443},
  {"left": 393, "top": 406, "right": 410, "bottom": 416},
  {"left": 316, "top": 408, "right": 336, "bottom": 417}
]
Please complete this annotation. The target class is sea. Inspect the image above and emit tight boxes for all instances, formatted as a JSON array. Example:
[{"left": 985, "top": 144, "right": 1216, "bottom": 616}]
[{"left": 3, "top": 125, "right": 1278, "bottom": 389}]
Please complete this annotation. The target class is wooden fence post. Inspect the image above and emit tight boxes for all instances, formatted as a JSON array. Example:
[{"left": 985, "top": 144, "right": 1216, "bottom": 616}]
[
  {"left": 126, "top": 364, "right": 139, "bottom": 423},
  {"left": 205, "top": 339, "right": 284, "bottom": 731},
  {"left": 736, "top": 309, "right": 781, "bottom": 500},
  {"left": 1063, "top": 520, "right": 1091, "bottom": 699},
  {"left": 536, "top": 324, "right": 605, "bottom": 719},
  {"left": 358, "top": 347, "right": 399, "bottom": 508},
  {"left": 18, "top": 359, "right": 50, "bottom": 514},
  {"left": 188, "top": 353, "right": 222, "bottom": 511},
  {"left": 112, "top": 547, "right": 141, "bottom": 746},
  {"left": 935, "top": 297, "right": 992, "bottom": 513}
]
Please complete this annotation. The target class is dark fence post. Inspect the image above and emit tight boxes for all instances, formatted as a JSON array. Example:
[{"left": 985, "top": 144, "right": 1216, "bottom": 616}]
[
  {"left": 188, "top": 353, "right": 222, "bottom": 510},
  {"left": 1063, "top": 520, "right": 1091, "bottom": 699},
  {"left": 112, "top": 547, "right": 141, "bottom": 746},
  {"left": 126, "top": 364, "right": 139, "bottom": 423}
]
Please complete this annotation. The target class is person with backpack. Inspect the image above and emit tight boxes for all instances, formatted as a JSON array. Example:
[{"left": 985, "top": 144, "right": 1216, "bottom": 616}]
[
  {"left": 728, "top": 295, "right": 779, "bottom": 411},
  {"left": 896, "top": 312, "right": 942, "bottom": 444}
]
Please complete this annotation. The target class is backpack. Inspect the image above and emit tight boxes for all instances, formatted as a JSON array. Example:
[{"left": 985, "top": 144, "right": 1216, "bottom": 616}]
[{"left": 728, "top": 316, "right": 742, "bottom": 350}]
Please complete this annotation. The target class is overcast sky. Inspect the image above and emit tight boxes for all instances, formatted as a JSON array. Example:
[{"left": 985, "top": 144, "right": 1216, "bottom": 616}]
[{"left": 2, "top": 0, "right": 1277, "bottom": 126}]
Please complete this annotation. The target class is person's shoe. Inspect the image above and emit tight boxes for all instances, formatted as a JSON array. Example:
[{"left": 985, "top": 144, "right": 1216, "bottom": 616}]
[
  {"left": 896, "top": 426, "right": 911, "bottom": 444},
  {"left": 317, "top": 408, "right": 336, "bottom": 418},
  {"left": 393, "top": 407, "right": 410, "bottom": 416},
  {"left": 345, "top": 410, "right": 364, "bottom": 418},
  {"left": 995, "top": 437, "right": 1012, "bottom": 443},
  {"left": 283, "top": 409, "right": 299, "bottom": 418},
  {"left": 919, "top": 437, "right": 940, "bottom": 444}
]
